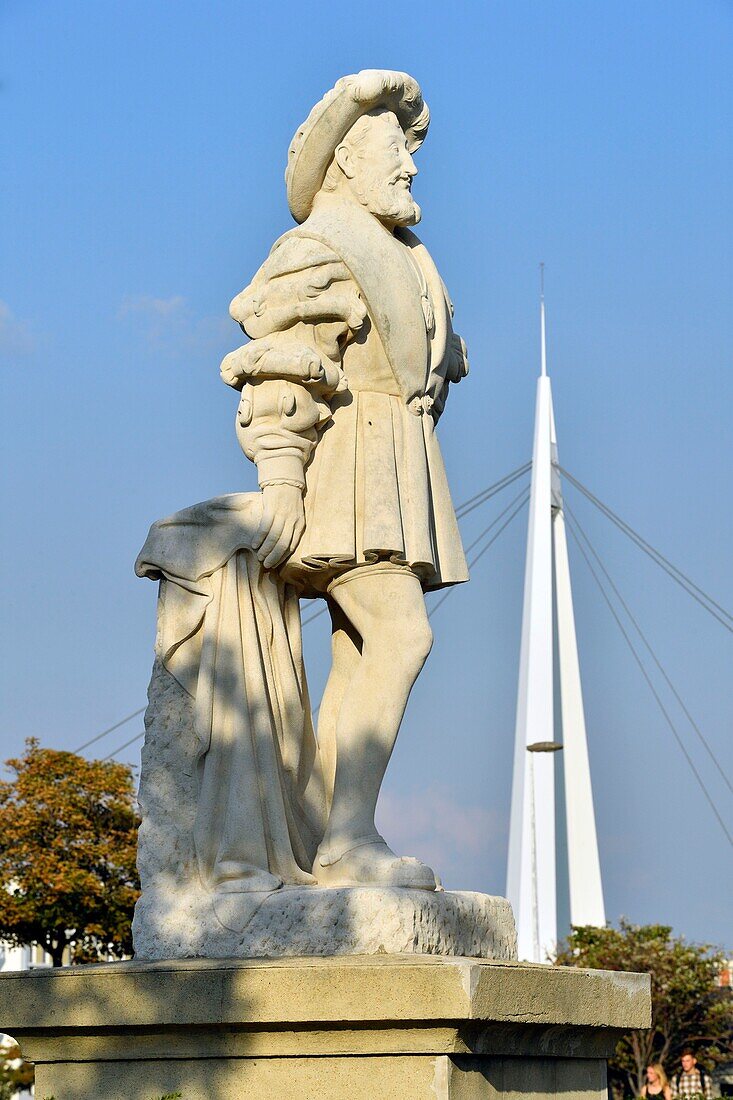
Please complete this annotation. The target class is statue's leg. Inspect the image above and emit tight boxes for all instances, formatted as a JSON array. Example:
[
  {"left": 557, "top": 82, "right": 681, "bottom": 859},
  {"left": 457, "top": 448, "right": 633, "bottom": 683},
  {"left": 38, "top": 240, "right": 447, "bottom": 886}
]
[
  {"left": 316, "top": 600, "right": 362, "bottom": 815},
  {"left": 313, "top": 565, "right": 436, "bottom": 890}
]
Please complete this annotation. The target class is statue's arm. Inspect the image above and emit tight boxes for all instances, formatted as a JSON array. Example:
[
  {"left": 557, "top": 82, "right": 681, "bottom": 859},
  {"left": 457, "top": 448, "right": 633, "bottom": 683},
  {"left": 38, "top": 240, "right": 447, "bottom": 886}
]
[
  {"left": 433, "top": 331, "right": 469, "bottom": 417},
  {"left": 231, "top": 369, "right": 323, "bottom": 568},
  {"left": 222, "top": 234, "right": 364, "bottom": 568}
]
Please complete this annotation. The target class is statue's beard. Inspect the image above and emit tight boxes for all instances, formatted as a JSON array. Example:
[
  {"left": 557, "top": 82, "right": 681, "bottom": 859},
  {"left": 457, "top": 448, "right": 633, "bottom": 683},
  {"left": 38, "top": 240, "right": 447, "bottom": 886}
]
[{"left": 356, "top": 172, "right": 421, "bottom": 226}]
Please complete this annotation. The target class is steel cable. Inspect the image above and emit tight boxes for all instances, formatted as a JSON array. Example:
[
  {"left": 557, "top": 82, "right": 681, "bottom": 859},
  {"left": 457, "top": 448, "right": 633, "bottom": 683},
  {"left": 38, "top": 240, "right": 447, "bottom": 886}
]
[
  {"left": 73, "top": 707, "right": 146, "bottom": 754},
  {"left": 101, "top": 731, "right": 146, "bottom": 763},
  {"left": 455, "top": 462, "right": 531, "bottom": 519},
  {"left": 564, "top": 499, "right": 732, "bottom": 797},
  {"left": 564, "top": 511, "right": 733, "bottom": 850},
  {"left": 560, "top": 466, "right": 733, "bottom": 634},
  {"left": 428, "top": 492, "right": 530, "bottom": 619}
]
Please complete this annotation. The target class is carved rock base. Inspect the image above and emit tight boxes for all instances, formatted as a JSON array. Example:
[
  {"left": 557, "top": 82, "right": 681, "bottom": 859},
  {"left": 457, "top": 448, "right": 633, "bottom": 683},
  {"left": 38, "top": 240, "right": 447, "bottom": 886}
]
[{"left": 132, "top": 883, "right": 516, "bottom": 961}]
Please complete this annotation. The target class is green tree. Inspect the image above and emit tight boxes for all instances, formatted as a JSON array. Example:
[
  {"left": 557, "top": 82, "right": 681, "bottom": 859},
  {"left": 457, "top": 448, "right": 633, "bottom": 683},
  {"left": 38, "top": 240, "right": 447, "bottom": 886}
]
[
  {"left": 0, "top": 739, "right": 140, "bottom": 966},
  {"left": 556, "top": 920, "right": 733, "bottom": 1097}
]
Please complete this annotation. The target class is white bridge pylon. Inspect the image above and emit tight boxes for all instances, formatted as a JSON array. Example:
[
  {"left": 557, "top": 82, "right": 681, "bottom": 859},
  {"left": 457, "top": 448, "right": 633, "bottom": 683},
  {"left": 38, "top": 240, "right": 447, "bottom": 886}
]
[{"left": 507, "top": 287, "right": 605, "bottom": 963}]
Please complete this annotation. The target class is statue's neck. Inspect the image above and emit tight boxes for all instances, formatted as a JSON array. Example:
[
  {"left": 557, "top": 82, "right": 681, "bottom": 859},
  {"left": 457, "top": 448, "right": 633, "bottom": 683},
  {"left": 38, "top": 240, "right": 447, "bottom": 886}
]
[{"left": 311, "top": 190, "right": 398, "bottom": 235}]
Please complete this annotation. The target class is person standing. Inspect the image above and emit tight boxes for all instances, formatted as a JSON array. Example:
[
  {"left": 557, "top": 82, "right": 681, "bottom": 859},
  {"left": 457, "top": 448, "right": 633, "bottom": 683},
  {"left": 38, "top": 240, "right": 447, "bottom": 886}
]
[
  {"left": 642, "top": 1063, "right": 672, "bottom": 1098},
  {"left": 671, "top": 1048, "right": 713, "bottom": 1098}
]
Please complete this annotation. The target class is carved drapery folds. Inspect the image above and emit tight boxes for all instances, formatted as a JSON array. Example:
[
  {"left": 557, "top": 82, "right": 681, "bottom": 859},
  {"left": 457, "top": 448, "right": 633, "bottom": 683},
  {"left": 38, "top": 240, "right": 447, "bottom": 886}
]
[{"left": 135, "top": 495, "right": 327, "bottom": 896}]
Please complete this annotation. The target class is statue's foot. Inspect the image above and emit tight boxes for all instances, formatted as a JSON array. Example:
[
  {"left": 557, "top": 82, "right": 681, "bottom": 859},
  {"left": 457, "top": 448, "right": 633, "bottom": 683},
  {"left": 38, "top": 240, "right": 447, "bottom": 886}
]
[
  {"left": 313, "top": 833, "right": 436, "bottom": 891},
  {"left": 214, "top": 862, "right": 283, "bottom": 893}
]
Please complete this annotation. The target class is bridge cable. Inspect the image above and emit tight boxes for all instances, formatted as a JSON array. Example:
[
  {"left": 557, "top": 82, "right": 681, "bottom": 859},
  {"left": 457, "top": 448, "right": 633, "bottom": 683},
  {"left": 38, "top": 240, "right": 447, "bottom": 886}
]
[
  {"left": 73, "top": 707, "right": 146, "bottom": 755},
  {"left": 564, "top": 498, "right": 732, "bottom": 797},
  {"left": 428, "top": 491, "right": 529, "bottom": 619},
  {"left": 101, "top": 731, "right": 146, "bottom": 764},
  {"left": 560, "top": 467, "right": 733, "bottom": 634},
  {"left": 455, "top": 462, "right": 531, "bottom": 520},
  {"left": 564, "top": 510, "right": 733, "bottom": 850},
  {"left": 462, "top": 485, "right": 531, "bottom": 557}
]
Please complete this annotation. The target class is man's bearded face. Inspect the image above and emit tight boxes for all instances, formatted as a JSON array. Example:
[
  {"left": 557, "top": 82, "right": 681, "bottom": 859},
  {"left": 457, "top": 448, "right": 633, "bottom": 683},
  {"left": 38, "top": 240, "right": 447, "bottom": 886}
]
[{"left": 346, "top": 110, "right": 420, "bottom": 227}]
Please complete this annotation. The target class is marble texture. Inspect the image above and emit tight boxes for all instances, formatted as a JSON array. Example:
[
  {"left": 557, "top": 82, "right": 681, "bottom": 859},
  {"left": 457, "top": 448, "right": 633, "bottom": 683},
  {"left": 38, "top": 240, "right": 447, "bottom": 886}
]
[{"left": 217, "top": 69, "right": 472, "bottom": 895}]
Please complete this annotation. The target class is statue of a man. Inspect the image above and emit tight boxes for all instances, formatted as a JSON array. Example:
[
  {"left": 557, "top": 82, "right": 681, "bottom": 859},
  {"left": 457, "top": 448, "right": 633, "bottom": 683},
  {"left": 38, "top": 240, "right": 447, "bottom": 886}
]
[{"left": 219, "top": 70, "right": 469, "bottom": 891}]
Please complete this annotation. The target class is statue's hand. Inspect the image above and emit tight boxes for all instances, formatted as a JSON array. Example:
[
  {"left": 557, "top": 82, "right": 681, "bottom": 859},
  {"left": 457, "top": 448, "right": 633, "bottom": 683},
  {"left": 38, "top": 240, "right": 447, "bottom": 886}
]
[{"left": 254, "top": 483, "right": 305, "bottom": 570}]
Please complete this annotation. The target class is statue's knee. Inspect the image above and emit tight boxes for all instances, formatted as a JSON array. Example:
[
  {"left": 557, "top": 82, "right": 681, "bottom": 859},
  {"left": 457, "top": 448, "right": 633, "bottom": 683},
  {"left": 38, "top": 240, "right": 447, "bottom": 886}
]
[
  {"left": 414, "top": 620, "right": 434, "bottom": 664},
  {"left": 389, "top": 619, "right": 433, "bottom": 674}
]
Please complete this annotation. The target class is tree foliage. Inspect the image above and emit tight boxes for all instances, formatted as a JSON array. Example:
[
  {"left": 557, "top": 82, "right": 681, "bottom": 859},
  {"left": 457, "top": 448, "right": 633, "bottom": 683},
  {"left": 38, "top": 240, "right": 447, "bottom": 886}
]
[
  {"left": 0, "top": 1034, "right": 34, "bottom": 1098},
  {"left": 556, "top": 920, "right": 733, "bottom": 1097},
  {"left": 0, "top": 739, "right": 140, "bottom": 966}
]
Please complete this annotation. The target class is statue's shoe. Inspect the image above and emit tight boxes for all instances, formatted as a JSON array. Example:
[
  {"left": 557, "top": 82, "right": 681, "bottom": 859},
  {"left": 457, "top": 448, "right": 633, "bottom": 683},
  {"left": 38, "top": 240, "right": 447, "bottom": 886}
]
[
  {"left": 214, "top": 862, "right": 284, "bottom": 893},
  {"left": 313, "top": 833, "right": 437, "bottom": 891}
]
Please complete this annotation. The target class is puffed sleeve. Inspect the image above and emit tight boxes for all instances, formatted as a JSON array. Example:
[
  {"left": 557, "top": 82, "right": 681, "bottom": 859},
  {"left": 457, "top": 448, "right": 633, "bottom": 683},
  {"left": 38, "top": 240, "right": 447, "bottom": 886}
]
[{"left": 221, "top": 232, "right": 365, "bottom": 489}]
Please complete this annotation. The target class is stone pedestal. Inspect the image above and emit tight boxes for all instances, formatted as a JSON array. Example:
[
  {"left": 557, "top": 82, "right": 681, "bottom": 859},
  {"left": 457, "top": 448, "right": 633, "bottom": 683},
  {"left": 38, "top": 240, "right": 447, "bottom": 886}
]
[{"left": 1, "top": 954, "right": 649, "bottom": 1099}]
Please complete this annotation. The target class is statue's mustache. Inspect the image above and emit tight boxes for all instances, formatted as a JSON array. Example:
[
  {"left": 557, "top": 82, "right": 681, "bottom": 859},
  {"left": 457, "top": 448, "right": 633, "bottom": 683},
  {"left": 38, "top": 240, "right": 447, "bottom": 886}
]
[{"left": 388, "top": 171, "right": 413, "bottom": 188}]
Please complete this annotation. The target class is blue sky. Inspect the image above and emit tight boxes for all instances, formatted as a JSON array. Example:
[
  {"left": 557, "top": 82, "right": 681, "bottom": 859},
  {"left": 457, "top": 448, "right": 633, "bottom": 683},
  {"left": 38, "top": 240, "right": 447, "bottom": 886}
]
[{"left": 2, "top": 1, "right": 731, "bottom": 948}]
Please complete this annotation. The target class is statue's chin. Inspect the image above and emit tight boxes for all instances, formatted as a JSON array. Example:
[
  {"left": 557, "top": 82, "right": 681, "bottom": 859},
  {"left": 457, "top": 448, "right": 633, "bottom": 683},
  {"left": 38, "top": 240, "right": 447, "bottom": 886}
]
[
  {"left": 400, "top": 201, "right": 421, "bottom": 226},
  {"left": 369, "top": 199, "right": 421, "bottom": 228},
  {"left": 355, "top": 179, "right": 418, "bottom": 226}
]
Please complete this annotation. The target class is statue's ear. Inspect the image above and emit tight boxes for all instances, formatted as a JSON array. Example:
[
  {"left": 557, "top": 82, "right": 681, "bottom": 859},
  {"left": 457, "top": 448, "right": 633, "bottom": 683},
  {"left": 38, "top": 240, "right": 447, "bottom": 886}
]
[{"left": 334, "top": 141, "right": 356, "bottom": 180}]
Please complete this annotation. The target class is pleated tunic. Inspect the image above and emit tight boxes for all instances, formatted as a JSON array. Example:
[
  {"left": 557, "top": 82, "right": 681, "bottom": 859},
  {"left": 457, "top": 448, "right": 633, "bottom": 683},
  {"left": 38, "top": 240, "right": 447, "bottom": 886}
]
[
  {"left": 231, "top": 196, "right": 469, "bottom": 595},
  {"left": 291, "top": 355, "right": 467, "bottom": 591}
]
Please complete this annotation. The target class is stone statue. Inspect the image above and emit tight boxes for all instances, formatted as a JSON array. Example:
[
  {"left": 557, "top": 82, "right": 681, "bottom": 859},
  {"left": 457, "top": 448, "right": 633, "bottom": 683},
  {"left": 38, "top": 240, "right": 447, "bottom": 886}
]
[
  {"left": 222, "top": 69, "right": 469, "bottom": 886},
  {"left": 1, "top": 71, "right": 634, "bottom": 1100},
  {"left": 134, "top": 71, "right": 512, "bottom": 959}
]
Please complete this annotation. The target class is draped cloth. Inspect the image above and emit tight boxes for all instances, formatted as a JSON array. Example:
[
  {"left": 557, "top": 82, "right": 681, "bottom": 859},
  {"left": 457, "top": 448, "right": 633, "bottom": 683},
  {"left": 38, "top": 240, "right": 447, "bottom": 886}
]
[{"left": 135, "top": 493, "right": 327, "bottom": 893}]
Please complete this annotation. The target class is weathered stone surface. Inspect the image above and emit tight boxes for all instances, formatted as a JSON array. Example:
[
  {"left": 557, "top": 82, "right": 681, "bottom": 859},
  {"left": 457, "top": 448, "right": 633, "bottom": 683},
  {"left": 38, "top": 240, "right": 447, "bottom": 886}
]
[
  {"left": 136, "top": 656, "right": 199, "bottom": 895},
  {"left": 2, "top": 955, "right": 651, "bottom": 1099},
  {"left": 134, "top": 882, "right": 516, "bottom": 961},
  {"left": 0, "top": 955, "right": 652, "bottom": 1036},
  {"left": 30, "top": 1054, "right": 611, "bottom": 1100},
  {"left": 135, "top": 658, "right": 517, "bottom": 961}
]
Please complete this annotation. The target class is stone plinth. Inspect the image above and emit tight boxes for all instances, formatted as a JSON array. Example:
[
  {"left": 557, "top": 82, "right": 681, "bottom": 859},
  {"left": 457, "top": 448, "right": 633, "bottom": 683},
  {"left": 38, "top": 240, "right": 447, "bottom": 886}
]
[{"left": 1, "top": 955, "right": 650, "bottom": 1099}]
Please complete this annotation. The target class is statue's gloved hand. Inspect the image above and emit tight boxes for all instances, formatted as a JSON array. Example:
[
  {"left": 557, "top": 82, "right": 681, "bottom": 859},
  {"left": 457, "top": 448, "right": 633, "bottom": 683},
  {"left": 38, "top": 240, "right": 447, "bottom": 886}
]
[{"left": 254, "top": 483, "right": 305, "bottom": 570}]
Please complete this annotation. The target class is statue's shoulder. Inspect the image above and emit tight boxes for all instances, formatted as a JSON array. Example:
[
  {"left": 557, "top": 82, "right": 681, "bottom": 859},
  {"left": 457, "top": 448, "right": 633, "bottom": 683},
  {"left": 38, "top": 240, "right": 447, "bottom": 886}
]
[
  {"left": 230, "top": 217, "right": 363, "bottom": 340},
  {"left": 230, "top": 224, "right": 345, "bottom": 322},
  {"left": 262, "top": 223, "right": 343, "bottom": 280},
  {"left": 286, "top": 202, "right": 423, "bottom": 284}
]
